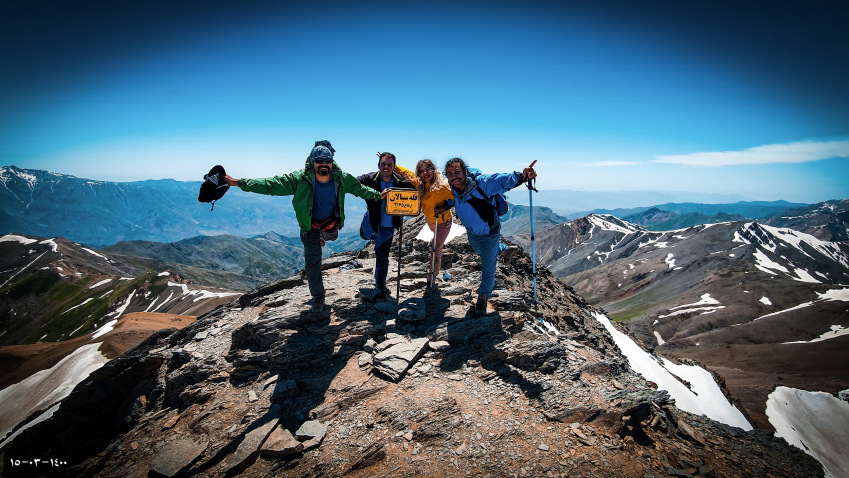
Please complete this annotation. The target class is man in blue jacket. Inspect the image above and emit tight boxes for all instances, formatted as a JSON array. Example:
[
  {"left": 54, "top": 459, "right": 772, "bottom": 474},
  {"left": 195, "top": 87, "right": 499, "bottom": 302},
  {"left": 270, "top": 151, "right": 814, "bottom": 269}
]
[{"left": 439, "top": 157, "right": 537, "bottom": 315}]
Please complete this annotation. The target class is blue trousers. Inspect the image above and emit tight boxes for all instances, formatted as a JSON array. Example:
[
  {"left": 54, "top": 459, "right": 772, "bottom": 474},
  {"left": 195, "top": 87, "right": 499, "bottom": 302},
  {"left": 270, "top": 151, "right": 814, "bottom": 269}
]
[
  {"left": 373, "top": 226, "right": 394, "bottom": 290},
  {"left": 466, "top": 232, "right": 507, "bottom": 298}
]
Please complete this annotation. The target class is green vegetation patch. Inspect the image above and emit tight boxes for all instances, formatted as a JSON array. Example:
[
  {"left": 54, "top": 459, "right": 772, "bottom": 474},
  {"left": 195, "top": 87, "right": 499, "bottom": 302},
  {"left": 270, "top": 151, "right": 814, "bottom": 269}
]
[{"left": 7, "top": 271, "right": 61, "bottom": 299}]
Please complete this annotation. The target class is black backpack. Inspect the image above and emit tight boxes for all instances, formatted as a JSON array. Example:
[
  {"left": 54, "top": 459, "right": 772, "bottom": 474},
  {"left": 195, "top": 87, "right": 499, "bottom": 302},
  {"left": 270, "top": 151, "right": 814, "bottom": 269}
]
[
  {"left": 466, "top": 169, "right": 510, "bottom": 233},
  {"left": 198, "top": 165, "right": 230, "bottom": 210}
]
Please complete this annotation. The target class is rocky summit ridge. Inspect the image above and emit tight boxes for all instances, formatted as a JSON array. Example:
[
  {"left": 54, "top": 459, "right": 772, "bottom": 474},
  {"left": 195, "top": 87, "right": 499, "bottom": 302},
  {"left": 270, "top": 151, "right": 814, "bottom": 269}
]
[{"left": 1, "top": 216, "right": 821, "bottom": 477}]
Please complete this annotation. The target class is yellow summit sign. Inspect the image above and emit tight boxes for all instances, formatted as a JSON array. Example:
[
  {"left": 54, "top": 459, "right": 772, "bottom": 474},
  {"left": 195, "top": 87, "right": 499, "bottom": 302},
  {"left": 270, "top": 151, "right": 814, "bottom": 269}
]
[{"left": 384, "top": 188, "right": 420, "bottom": 216}]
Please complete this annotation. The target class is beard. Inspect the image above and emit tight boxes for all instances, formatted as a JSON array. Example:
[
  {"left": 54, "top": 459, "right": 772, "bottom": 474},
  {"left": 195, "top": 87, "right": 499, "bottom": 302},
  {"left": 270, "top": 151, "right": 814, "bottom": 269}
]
[{"left": 316, "top": 165, "right": 331, "bottom": 176}]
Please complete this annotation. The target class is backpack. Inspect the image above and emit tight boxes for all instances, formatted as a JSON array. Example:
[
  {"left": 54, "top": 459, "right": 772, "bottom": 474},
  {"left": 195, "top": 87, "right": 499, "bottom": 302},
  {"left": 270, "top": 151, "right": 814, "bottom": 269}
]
[{"left": 466, "top": 169, "right": 510, "bottom": 233}]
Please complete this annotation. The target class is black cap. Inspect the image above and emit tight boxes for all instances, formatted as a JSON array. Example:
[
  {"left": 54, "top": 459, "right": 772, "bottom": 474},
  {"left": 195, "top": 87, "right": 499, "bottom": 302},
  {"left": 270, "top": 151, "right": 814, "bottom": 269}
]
[{"left": 198, "top": 165, "right": 230, "bottom": 207}]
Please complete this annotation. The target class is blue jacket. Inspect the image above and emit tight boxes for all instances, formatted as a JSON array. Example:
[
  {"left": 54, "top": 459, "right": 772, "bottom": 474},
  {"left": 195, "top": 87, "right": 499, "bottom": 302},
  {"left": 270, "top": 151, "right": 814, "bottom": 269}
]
[{"left": 451, "top": 171, "right": 523, "bottom": 236}]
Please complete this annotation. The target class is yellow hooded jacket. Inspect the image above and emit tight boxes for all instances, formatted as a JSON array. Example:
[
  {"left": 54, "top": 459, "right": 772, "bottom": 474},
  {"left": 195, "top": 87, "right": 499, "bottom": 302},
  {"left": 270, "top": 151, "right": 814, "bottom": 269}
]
[{"left": 394, "top": 164, "right": 454, "bottom": 225}]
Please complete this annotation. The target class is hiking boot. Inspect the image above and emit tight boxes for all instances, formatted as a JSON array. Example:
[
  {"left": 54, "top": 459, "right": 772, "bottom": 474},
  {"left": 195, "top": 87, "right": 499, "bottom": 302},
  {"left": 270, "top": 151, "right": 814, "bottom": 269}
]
[
  {"left": 374, "top": 287, "right": 391, "bottom": 301},
  {"left": 311, "top": 295, "right": 330, "bottom": 313},
  {"left": 475, "top": 293, "right": 488, "bottom": 316},
  {"left": 426, "top": 273, "right": 437, "bottom": 290},
  {"left": 500, "top": 245, "right": 520, "bottom": 264}
]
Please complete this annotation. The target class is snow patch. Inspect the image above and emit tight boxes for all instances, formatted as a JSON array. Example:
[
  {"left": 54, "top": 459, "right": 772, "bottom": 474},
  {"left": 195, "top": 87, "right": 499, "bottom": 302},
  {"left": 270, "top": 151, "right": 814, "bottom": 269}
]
[
  {"left": 166, "top": 282, "right": 239, "bottom": 303},
  {"left": 82, "top": 247, "right": 107, "bottom": 259},
  {"left": 414, "top": 222, "right": 467, "bottom": 244},
  {"left": 759, "top": 296, "right": 772, "bottom": 306},
  {"left": 0, "top": 234, "right": 37, "bottom": 245},
  {"left": 755, "top": 301, "right": 816, "bottom": 321},
  {"left": 664, "top": 253, "right": 676, "bottom": 269},
  {"left": 753, "top": 249, "right": 789, "bottom": 275},
  {"left": 593, "top": 312, "right": 752, "bottom": 430},
  {"left": 653, "top": 331, "right": 666, "bottom": 346},
  {"left": 91, "top": 290, "right": 136, "bottom": 339},
  {"left": 659, "top": 306, "right": 725, "bottom": 319},
  {"left": 761, "top": 224, "right": 849, "bottom": 268},
  {"left": 783, "top": 325, "right": 849, "bottom": 344},
  {"left": 755, "top": 289, "right": 849, "bottom": 322},
  {"left": 39, "top": 239, "right": 58, "bottom": 252},
  {"left": 87, "top": 278, "right": 113, "bottom": 290},
  {"left": 0, "top": 343, "right": 109, "bottom": 446},
  {"left": 62, "top": 297, "right": 94, "bottom": 314},
  {"left": 671, "top": 293, "right": 720, "bottom": 310},
  {"left": 587, "top": 215, "right": 637, "bottom": 235},
  {"left": 818, "top": 288, "right": 849, "bottom": 301},
  {"left": 530, "top": 317, "right": 562, "bottom": 337},
  {"left": 793, "top": 268, "right": 820, "bottom": 283},
  {"left": 766, "top": 387, "right": 849, "bottom": 478},
  {"left": 91, "top": 320, "right": 118, "bottom": 340}
]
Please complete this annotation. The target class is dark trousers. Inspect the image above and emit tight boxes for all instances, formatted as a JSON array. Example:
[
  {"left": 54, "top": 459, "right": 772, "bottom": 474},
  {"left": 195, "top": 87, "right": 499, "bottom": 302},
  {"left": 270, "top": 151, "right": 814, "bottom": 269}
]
[
  {"left": 374, "top": 226, "right": 394, "bottom": 289},
  {"left": 300, "top": 228, "right": 324, "bottom": 298}
]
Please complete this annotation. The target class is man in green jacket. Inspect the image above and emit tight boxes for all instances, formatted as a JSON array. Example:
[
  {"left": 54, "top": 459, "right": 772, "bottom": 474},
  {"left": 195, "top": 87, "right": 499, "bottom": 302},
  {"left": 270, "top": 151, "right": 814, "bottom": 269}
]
[{"left": 225, "top": 140, "right": 383, "bottom": 312}]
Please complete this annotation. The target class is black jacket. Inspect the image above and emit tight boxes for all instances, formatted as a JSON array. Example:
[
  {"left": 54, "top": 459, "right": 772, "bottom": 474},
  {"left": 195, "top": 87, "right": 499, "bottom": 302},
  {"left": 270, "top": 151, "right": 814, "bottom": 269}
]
[{"left": 357, "top": 171, "right": 414, "bottom": 231}]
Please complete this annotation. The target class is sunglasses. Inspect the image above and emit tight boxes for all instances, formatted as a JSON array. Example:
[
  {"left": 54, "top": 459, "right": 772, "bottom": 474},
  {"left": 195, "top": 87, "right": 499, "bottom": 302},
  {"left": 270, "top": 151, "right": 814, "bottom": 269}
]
[{"left": 314, "top": 158, "right": 333, "bottom": 165}]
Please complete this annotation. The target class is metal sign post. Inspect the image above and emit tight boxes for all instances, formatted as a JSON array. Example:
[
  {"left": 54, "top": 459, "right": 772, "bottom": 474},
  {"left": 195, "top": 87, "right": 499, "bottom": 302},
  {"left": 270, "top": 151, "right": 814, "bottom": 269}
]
[{"left": 385, "top": 188, "right": 421, "bottom": 306}]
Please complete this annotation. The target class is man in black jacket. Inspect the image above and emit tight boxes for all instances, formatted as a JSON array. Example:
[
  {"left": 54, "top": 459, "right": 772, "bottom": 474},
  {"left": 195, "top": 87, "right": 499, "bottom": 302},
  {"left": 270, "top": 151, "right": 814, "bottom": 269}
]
[{"left": 357, "top": 152, "right": 414, "bottom": 298}]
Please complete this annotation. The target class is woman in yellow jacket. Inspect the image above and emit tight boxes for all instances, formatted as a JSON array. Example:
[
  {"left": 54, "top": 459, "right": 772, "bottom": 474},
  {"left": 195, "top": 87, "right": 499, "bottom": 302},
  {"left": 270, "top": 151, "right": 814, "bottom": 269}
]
[{"left": 395, "top": 159, "right": 454, "bottom": 288}]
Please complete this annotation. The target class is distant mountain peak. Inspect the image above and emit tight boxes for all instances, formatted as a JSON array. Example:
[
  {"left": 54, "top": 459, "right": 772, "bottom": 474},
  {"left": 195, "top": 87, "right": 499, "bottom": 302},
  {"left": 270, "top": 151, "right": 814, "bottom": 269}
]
[{"left": 585, "top": 214, "right": 644, "bottom": 234}]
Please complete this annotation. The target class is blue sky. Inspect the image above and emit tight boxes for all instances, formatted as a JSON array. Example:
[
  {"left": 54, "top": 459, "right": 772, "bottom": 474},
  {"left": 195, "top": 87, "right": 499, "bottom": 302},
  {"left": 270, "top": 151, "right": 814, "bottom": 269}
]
[{"left": 2, "top": 0, "right": 848, "bottom": 202}]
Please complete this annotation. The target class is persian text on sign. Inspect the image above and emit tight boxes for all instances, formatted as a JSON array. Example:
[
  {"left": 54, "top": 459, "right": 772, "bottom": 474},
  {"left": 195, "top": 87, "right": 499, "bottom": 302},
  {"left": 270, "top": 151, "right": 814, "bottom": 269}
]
[{"left": 385, "top": 189, "right": 420, "bottom": 216}]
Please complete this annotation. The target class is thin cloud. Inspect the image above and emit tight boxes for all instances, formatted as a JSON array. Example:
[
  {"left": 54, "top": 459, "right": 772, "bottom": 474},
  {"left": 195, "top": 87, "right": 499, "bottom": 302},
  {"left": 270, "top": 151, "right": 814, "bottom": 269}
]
[{"left": 654, "top": 140, "right": 849, "bottom": 167}]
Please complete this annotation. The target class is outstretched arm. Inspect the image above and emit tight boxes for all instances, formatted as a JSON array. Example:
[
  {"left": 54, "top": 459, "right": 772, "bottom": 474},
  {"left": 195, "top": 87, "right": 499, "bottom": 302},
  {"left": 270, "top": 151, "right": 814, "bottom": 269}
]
[
  {"left": 232, "top": 173, "right": 299, "bottom": 196},
  {"left": 394, "top": 164, "right": 420, "bottom": 187},
  {"left": 343, "top": 173, "right": 381, "bottom": 201}
]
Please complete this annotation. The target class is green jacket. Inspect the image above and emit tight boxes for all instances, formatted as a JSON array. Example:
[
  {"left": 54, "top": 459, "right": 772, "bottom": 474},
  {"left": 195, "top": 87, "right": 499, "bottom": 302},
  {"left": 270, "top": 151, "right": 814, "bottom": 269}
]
[{"left": 238, "top": 160, "right": 381, "bottom": 233}]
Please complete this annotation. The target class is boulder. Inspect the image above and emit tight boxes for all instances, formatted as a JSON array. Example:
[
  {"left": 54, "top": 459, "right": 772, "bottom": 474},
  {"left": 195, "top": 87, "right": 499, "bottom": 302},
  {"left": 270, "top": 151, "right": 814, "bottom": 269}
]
[
  {"left": 149, "top": 437, "right": 208, "bottom": 478},
  {"left": 261, "top": 426, "right": 303, "bottom": 456},
  {"left": 373, "top": 337, "right": 430, "bottom": 380},
  {"left": 221, "top": 414, "right": 279, "bottom": 475},
  {"left": 398, "top": 297, "right": 426, "bottom": 322}
]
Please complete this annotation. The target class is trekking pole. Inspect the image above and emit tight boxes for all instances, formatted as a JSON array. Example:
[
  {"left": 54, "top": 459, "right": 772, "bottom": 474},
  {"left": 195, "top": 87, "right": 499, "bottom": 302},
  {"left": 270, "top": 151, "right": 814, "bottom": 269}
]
[
  {"left": 429, "top": 214, "right": 440, "bottom": 289},
  {"left": 527, "top": 170, "right": 539, "bottom": 305},
  {"left": 396, "top": 223, "right": 403, "bottom": 306}
]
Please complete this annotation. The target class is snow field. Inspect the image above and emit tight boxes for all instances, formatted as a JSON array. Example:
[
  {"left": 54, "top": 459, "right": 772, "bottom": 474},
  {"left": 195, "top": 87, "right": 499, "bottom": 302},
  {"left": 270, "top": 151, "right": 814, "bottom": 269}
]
[
  {"left": 593, "top": 312, "right": 752, "bottom": 430},
  {"left": 0, "top": 343, "right": 109, "bottom": 446},
  {"left": 766, "top": 387, "right": 849, "bottom": 478}
]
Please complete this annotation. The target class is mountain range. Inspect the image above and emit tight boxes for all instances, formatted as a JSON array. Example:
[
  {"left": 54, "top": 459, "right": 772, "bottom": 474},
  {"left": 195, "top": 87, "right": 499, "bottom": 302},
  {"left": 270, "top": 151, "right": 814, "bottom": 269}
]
[
  {"left": 0, "top": 233, "right": 239, "bottom": 349},
  {"left": 3, "top": 165, "right": 817, "bottom": 247},
  {"left": 510, "top": 204, "right": 849, "bottom": 429},
  {"left": 101, "top": 232, "right": 305, "bottom": 290},
  {"left": 506, "top": 188, "right": 752, "bottom": 216},
  {"left": 0, "top": 165, "right": 367, "bottom": 247},
  {"left": 583, "top": 200, "right": 809, "bottom": 222},
  {"left": 1, "top": 216, "right": 835, "bottom": 477}
]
